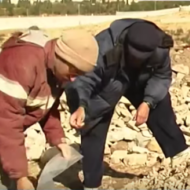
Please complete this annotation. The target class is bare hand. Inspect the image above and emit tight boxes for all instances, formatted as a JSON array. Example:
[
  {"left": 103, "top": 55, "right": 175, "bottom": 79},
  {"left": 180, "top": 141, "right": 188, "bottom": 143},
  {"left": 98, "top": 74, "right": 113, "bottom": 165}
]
[
  {"left": 16, "top": 177, "right": 34, "bottom": 190},
  {"left": 57, "top": 143, "right": 73, "bottom": 159},
  {"left": 134, "top": 102, "right": 150, "bottom": 126},
  {"left": 69, "top": 107, "right": 85, "bottom": 129}
]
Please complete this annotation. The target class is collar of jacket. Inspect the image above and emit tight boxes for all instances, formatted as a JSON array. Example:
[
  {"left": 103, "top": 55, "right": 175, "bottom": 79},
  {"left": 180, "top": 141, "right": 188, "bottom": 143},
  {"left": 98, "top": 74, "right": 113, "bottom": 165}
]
[{"left": 44, "top": 39, "right": 57, "bottom": 71}]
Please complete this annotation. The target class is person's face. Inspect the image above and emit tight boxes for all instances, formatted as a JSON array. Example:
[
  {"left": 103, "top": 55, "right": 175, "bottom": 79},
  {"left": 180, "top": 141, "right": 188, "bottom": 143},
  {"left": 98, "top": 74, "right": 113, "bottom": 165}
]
[
  {"left": 126, "top": 52, "right": 145, "bottom": 69},
  {"left": 125, "top": 45, "right": 153, "bottom": 69},
  {"left": 54, "top": 55, "right": 83, "bottom": 83}
]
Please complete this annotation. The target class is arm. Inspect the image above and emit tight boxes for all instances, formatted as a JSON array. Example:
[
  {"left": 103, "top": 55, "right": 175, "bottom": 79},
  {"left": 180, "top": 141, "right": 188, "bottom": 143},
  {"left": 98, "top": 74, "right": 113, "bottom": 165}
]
[
  {"left": 40, "top": 98, "right": 65, "bottom": 146},
  {"left": 65, "top": 53, "right": 105, "bottom": 110},
  {"left": 143, "top": 54, "right": 172, "bottom": 108},
  {"left": 65, "top": 29, "right": 111, "bottom": 110},
  {"left": 0, "top": 50, "right": 38, "bottom": 179},
  {"left": 0, "top": 45, "right": 61, "bottom": 179}
]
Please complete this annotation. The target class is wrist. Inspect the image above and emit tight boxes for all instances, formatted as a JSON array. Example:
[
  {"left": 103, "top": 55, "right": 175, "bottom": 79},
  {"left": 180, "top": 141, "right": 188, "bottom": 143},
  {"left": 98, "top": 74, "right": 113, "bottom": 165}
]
[
  {"left": 16, "top": 177, "right": 28, "bottom": 182},
  {"left": 79, "top": 99, "right": 88, "bottom": 110},
  {"left": 143, "top": 101, "right": 151, "bottom": 109},
  {"left": 79, "top": 106, "right": 85, "bottom": 111},
  {"left": 57, "top": 139, "right": 67, "bottom": 149},
  {"left": 58, "top": 138, "right": 67, "bottom": 145}
]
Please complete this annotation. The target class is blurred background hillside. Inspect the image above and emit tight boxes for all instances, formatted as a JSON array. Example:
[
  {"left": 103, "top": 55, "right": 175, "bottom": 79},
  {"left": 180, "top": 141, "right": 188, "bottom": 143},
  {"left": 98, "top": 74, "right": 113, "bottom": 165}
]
[{"left": 0, "top": 0, "right": 190, "bottom": 16}]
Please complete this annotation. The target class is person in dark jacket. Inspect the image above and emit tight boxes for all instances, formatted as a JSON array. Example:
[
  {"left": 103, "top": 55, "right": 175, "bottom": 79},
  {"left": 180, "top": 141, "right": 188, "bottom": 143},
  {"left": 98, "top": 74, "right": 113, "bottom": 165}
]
[{"left": 65, "top": 18, "right": 190, "bottom": 190}]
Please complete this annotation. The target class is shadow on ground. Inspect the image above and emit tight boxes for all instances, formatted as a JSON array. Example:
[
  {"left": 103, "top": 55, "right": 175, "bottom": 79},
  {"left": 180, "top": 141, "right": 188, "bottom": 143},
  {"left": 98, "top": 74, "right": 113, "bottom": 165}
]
[
  {"left": 52, "top": 160, "right": 141, "bottom": 190},
  {"left": 37, "top": 144, "right": 141, "bottom": 189}
]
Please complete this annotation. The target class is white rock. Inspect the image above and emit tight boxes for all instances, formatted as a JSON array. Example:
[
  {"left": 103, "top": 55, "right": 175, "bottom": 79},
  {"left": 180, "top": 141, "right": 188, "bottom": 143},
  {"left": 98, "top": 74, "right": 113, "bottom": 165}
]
[
  {"left": 182, "top": 85, "right": 190, "bottom": 98},
  {"left": 186, "top": 114, "right": 190, "bottom": 126},
  {"left": 129, "top": 105, "right": 136, "bottom": 111},
  {"left": 111, "top": 150, "right": 127, "bottom": 163},
  {"left": 107, "top": 129, "right": 125, "bottom": 142},
  {"left": 119, "top": 96, "right": 131, "bottom": 105},
  {"left": 141, "top": 130, "right": 153, "bottom": 138},
  {"left": 130, "top": 146, "right": 149, "bottom": 154},
  {"left": 123, "top": 154, "right": 147, "bottom": 166},
  {"left": 127, "top": 120, "right": 141, "bottom": 132},
  {"left": 176, "top": 113, "right": 184, "bottom": 125},
  {"left": 24, "top": 123, "right": 46, "bottom": 160},
  {"left": 104, "top": 144, "right": 111, "bottom": 155},
  {"left": 135, "top": 132, "right": 151, "bottom": 147},
  {"left": 138, "top": 123, "right": 148, "bottom": 130},
  {"left": 172, "top": 64, "right": 189, "bottom": 75}
]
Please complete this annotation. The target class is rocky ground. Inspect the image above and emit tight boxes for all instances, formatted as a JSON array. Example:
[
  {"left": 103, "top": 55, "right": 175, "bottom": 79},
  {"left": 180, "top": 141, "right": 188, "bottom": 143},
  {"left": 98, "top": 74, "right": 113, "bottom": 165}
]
[{"left": 2, "top": 11, "right": 190, "bottom": 190}]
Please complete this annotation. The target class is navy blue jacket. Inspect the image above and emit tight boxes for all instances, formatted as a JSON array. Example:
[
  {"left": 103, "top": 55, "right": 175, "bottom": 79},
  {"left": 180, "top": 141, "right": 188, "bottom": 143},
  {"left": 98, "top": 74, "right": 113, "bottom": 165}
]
[{"left": 65, "top": 18, "right": 172, "bottom": 116}]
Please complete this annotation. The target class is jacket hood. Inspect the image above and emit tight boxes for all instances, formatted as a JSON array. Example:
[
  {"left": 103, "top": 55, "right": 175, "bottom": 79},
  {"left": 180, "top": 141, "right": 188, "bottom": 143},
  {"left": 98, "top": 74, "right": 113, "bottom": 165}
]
[{"left": 1, "top": 32, "right": 24, "bottom": 49}]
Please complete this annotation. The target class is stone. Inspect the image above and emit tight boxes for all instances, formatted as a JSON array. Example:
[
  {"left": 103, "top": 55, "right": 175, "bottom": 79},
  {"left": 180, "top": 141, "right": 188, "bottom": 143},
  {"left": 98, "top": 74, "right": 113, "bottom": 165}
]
[
  {"left": 135, "top": 132, "right": 151, "bottom": 147},
  {"left": 131, "top": 110, "right": 136, "bottom": 117},
  {"left": 123, "top": 154, "right": 147, "bottom": 166},
  {"left": 130, "top": 146, "right": 149, "bottom": 154},
  {"left": 171, "top": 95, "right": 178, "bottom": 107},
  {"left": 184, "top": 135, "right": 190, "bottom": 145},
  {"left": 24, "top": 123, "right": 46, "bottom": 160},
  {"left": 111, "top": 150, "right": 127, "bottom": 164},
  {"left": 104, "top": 144, "right": 111, "bottom": 155},
  {"left": 186, "top": 97, "right": 190, "bottom": 103},
  {"left": 107, "top": 130, "right": 124, "bottom": 142},
  {"left": 123, "top": 127, "right": 138, "bottom": 141},
  {"left": 161, "top": 157, "right": 171, "bottom": 167},
  {"left": 174, "top": 104, "right": 188, "bottom": 114},
  {"left": 170, "top": 86, "right": 181, "bottom": 96},
  {"left": 146, "top": 153, "right": 159, "bottom": 167},
  {"left": 186, "top": 114, "right": 190, "bottom": 126},
  {"left": 180, "top": 125, "right": 190, "bottom": 136},
  {"left": 107, "top": 127, "right": 137, "bottom": 142},
  {"left": 146, "top": 138, "right": 163, "bottom": 154},
  {"left": 182, "top": 85, "right": 190, "bottom": 98},
  {"left": 176, "top": 113, "right": 184, "bottom": 125},
  {"left": 119, "top": 96, "right": 131, "bottom": 105},
  {"left": 111, "top": 141, "right": 129, "bottom": 153},
  {"left": 114, "top": 119, "right": 126, "bottom": 128},
  {"left": 129, "top": 105, "right": 136, "bottom": 111},
  {"left": 127, "top": 120, "right": 141, "bottom": 132},
  {"left": 120, "top": 108, "right": 133, "bottom": 119},
  {"left": 141, "top": 130, "right": 153, "bottom": 138},
  {"left": 176, "top": 72, "right": 186, "bottom": 81},
  {"left": 172, "top": 64, "right": 189, "bottom": 75},
  {"left": 138, "top": 123, "right": 148, "bottom": 130}
]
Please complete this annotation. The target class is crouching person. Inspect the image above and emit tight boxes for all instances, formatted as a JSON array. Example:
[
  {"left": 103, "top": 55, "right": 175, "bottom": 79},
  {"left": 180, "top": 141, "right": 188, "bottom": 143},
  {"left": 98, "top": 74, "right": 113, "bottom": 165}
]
[
  {"left": 66, "top": 18, "right": 189, "bottom": 190},
  {"left": 0, "top": 27, "right": 98, "bottom": 190}
]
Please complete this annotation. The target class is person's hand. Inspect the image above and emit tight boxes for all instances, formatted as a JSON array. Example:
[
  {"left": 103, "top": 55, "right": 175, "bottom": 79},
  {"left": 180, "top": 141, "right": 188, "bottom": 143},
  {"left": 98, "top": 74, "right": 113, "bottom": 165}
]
[
  {"left": 57, "top": 143, "right": 72, "bottom": 159},
  {"left": 69, "top": 107, "right": 85, "bottom": 129},
  {"left": 16, "top": 177, "right": 34, "bottom": 190},
  {"left": 133, "top": 102, "right": 150, "bottom": 126}
]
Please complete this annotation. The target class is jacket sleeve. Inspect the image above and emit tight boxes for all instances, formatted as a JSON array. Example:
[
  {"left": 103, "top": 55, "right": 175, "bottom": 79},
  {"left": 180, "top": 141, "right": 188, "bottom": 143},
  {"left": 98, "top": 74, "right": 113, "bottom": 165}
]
[
  {"left": 143, "top": 54, "right": 172, "bottom": 108},
  {"left": 40, "top": 99, "right": 65, "bottom": 146},
  {"left": 0, "top": 50, "right": 39, "bottom": 179},
  {"left": 0, "top": 47, "right": 64, "bottom": 179},
  {"left": 66, "top": 53, "right": 105, "bottom": 109}
]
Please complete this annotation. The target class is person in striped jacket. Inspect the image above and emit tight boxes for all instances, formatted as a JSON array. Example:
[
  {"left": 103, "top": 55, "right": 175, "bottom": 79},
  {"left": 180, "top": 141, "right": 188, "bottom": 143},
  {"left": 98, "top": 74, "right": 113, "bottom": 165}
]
[{"left": 0, "top": 27, "right": 98, "bottom": 190}]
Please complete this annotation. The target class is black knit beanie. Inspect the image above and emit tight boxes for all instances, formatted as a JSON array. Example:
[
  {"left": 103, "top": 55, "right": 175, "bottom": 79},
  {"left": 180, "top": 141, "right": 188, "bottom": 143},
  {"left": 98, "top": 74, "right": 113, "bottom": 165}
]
[{"left": 126, "top": 22, "right": 161, "bottom": 52}]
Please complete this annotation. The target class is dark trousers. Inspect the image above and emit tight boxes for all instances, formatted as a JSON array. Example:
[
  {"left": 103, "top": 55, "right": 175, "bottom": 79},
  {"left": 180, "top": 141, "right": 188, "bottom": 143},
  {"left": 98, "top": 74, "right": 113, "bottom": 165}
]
[{"left": 66, "top": 83, "right": 187, "bottom": 188}]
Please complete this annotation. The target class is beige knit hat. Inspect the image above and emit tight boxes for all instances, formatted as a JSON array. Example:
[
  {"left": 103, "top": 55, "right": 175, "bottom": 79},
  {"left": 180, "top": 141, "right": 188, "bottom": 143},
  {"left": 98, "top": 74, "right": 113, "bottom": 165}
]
[{"left": 55, "top": 29, "right": 99, "bottom": 73}]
